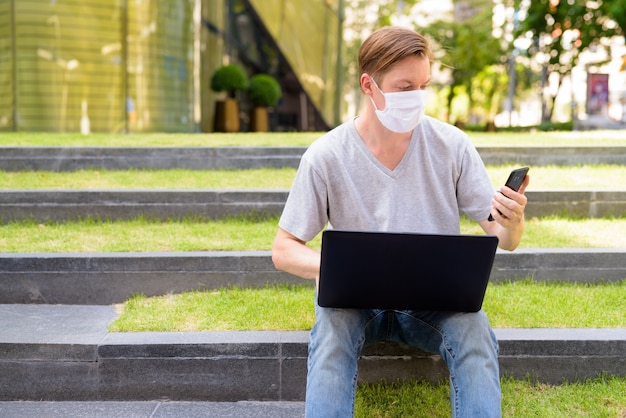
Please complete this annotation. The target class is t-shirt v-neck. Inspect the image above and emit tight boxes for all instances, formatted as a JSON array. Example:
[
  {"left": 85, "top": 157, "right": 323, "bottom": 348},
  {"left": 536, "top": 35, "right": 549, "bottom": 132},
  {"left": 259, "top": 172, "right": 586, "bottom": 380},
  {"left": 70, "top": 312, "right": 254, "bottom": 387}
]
[{"left": 351, "top": 124, "right": 415, "bottom": 178}]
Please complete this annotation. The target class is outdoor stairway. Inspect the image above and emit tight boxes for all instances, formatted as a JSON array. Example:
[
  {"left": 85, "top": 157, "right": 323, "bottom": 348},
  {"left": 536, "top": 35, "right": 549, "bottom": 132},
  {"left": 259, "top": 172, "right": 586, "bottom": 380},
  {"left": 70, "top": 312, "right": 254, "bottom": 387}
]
[
  {"left": 1, "top": 189, "right": 625, "bottom": 221},
  {"left": 1, "top": 250, "right": 625, "bottom": 306},
  {"left": 1, "top": 145, "right": 625, "bottom": 171},
  {"left": 1, "top": 303, "right": 625, "bottom": 402},
  {"left": 0, "top": 144, "right": 625, "bottom": 402}
]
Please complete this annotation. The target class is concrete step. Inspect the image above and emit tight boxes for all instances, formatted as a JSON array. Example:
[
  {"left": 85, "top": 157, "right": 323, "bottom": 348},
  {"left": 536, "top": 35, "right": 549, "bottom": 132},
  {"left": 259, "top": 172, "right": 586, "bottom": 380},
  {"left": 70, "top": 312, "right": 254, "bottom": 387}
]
[
  {"left": 0, "top": 304, "right": 624, "bottom": 401},
  {"left": 1, "top": 189, "right": 625, "bottom": 222},
  {"left": 1, "top": 249, "right": 624, "bottom": 305},
  {"left": 1, "top": 145, "right": 625, "bottom": 171},
  {"left": 0, "top": 401, "right": 305, "bottom": 418},
  {"left": 0, "top": 189, "right": 289, "bottom": 222},
  {"left": 0, "top": 147, "right": 306, "bottom": 171}
]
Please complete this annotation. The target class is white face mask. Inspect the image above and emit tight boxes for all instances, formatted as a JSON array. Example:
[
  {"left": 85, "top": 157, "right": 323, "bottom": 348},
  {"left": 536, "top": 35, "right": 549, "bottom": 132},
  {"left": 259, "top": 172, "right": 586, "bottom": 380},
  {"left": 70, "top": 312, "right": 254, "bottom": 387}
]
[{"left": 369, "top": 77, "right": 428, "bottom": 133}]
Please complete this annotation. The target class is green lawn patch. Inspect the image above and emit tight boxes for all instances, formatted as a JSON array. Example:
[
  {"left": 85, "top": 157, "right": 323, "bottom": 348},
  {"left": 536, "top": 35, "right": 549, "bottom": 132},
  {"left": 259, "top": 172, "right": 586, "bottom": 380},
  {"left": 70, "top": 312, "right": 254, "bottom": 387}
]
[
  {"left": 355, "top": 376, "right": 626, "bottom": 417},
  {"left": 0, "top": 215, "right": 280, "bottom": 252},
  {"left": 1, "top": 164, "right": 625, "bottom": 189},
  {"left": 2, "top": 215, "right": 625, "bottom": 252},
  {"left": 0, "top": 168, "right": 297, "bottom": 190},
  {"left": 110, "top": 284, "right": 316, "bottom": 332},
  {"left": 1, "top": 130, "right": 625, "bottom": 146},
  {"left": 484, "top": 280, "right": 626, "bottom": 328},
  {"left": 0, "top": 132, "right": 322, "bottom": 147},
  {"left": 108, "top": 281, "right": 626, "bottom": 332}
]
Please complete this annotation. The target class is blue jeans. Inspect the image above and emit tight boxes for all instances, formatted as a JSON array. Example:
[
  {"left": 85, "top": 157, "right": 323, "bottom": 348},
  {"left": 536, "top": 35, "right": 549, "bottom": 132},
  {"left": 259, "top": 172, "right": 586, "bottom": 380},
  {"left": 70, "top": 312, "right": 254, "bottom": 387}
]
[{"left": 305, "top": 303, "right": 501, "bottom": 418}]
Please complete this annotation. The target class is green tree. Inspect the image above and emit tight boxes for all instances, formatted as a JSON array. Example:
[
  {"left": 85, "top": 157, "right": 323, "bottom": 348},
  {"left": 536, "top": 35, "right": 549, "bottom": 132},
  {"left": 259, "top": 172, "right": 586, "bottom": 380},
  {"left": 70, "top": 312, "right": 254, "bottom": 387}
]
[
  {"left": 421, "top": 0, "right": 504, "bottom": 125},
  {"left": 512, "top": 0, "right": 619, "bottom": 122},
  {"left": 598, "top": 1, "right": 626, "bottom": 37},
  {"left": 471, "top": 64, "right": 509, "bottom": 129}
]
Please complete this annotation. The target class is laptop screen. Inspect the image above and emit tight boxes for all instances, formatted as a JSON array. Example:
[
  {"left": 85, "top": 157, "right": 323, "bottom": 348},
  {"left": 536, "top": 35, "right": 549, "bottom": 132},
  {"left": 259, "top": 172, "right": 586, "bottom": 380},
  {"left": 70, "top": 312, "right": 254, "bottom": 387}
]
[{"left": 318, "top": 230, "right": 499, "bottom": 312}]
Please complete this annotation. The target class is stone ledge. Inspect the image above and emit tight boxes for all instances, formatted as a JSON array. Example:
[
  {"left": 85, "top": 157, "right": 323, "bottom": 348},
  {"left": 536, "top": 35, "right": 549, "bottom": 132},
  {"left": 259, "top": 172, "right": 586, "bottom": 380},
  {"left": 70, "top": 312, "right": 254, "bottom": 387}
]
[
  {"left": 0, "top": 251, "right": 302, "bottom": 304},
  {"left": 477, "top": 145, "right": 626, "bottom": 166},
  {"left": 0, "top": 189, "right": 289, "bottom": 222},
  {"left": 0, "top": 304, "right": 116, "bottom": 361},
  {"left": 0, "top": 305, "right": 624, "bottom": 402},
  {"left": 0, "top": 146, "right": 624, "bottom": 171},
  {"left": 0, "top": 249, "right": 624, "bottom": 305},
  {"left": 1, "top": 189, "right": 625, "bottom": 222},
  {"left": 0, "top": 147, "right": 307, "bottom": 171},
  {"left": 491, "top": 248, "right": 626, "bottom": 283}
]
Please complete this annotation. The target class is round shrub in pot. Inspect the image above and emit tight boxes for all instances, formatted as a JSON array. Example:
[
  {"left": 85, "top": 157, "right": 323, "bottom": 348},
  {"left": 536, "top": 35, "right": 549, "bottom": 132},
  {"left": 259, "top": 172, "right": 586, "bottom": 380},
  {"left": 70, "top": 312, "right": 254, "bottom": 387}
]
[
  {"left": 210, "top": 64, "right": 249, "bottom": 132},
  {"left": 248, "top": 74, "right": 282, "bottom": 131}
]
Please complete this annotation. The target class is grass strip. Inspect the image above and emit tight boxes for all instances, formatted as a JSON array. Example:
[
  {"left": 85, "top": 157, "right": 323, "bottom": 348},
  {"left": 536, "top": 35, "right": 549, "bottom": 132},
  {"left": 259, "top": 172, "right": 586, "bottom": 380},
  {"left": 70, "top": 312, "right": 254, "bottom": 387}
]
[
  {"left": 0, "top": 215, "right": 280, "bottom": 252},
  {"left": 484, "top": 280, "right": 626, "bottom": 328},
  {"left": 2, "top": 164, "right": 625, "bottom": 189},
  {"left": 1, "top": 130, "right": 625, "bottom": 146},
  {"left": 108, "top": 281, "right": 626, "bottom": 332},
  {"left": 2, "top": 215, "right": 626, "bottom": 252},
  {"left": 0, "top": 168, "right": 297, "bottom": 190},
  {"left": 110, "top": 284, "right": 316, "bottom": 332},
  {"left": 0, "top": 132, "right": 322, "bottom": 147},
  {"left": 355, "top": 376, "right": 626, "bottom": 417}
]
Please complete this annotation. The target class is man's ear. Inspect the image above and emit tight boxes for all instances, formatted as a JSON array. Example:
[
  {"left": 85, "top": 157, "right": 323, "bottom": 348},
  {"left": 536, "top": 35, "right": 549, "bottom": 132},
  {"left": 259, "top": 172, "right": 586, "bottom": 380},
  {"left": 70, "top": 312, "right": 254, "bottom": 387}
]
[{"left": 360, "top": 73, "right": 374, "bottom": 95}]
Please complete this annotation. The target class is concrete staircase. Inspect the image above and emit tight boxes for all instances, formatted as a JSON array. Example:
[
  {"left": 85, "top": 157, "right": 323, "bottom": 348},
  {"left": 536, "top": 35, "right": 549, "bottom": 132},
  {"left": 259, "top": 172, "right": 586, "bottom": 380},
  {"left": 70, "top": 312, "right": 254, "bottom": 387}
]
[
  {"left": 1, "top": 145, "right": 625, "bottom": 402},
  {"left": 1, "top": 145, "right": 625, "bottom": 171},
  {"left": 1, "top": 190, "right": 626, "bottom": 222},
  {"left": 2, "top": 303, "right": 625, "bottom": 402}
]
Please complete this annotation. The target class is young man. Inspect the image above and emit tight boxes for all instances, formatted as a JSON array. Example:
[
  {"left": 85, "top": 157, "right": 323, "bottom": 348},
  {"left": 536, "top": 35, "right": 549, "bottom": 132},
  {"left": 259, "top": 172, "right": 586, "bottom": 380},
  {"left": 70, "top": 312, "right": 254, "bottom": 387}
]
[{"left": 272, "top": 26, "right": 529, "bottom": 418}]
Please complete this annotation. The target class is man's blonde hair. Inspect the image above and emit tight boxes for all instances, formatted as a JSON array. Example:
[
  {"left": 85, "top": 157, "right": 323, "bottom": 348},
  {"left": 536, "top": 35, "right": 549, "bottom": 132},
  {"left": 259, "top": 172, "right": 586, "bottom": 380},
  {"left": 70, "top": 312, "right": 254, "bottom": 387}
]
[{"left": 358, "top": 26, "right": 432, "bottom": 82}]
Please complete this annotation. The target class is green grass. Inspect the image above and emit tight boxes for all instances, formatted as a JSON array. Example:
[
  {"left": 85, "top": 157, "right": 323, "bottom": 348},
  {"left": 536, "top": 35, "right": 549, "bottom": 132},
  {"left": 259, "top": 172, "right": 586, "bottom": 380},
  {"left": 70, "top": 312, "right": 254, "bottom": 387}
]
[
  {"left": 462, "top": 216, "right": 626, "bottom": 248},
  {"left": 355, "top": 376, "right": 626, "bottom": 417},
  {"left": 484, "top": 280, "right": 626, "bottom": 328},
  {"left": 2, "top": 215, "right": 625, "bottom": 252},
  {"left": 108, "top": 281, "right": 626, "bottom": 332},
  {"left": 468, "top": 129, "right": 626, "bottom": 146},
  {"left": 0, "top": 168, "right": 298, "bottom": 190},
  {"left": 109, "top": 285, "right": 316, "bottom": 332},
  {"left": 0, "top": 132, "right": 322, "bottom": 147},
  {"left": 1, "top": 164, "right": 625, "bottom": 189},
  {"left": 1, "top": 130, "right": 625, "bottom": 146},
  {"left": 0, "top": 215, "right": 281, "bottom": 252}
]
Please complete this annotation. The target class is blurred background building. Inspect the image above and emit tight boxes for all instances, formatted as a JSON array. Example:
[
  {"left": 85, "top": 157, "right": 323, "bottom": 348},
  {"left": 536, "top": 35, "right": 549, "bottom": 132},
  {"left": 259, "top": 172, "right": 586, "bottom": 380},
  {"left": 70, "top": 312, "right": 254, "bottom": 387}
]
[
  {"left": 1, "top": 0, "right": 624, "bottom": 134},
  {"left": 0, "top": 0, "right": 342, "bottom": 133}
]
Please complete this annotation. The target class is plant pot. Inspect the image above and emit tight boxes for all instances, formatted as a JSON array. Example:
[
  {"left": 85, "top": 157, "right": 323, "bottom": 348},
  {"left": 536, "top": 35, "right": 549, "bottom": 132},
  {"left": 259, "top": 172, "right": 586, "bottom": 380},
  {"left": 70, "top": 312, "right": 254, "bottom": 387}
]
[
  {"left": 214, "top": 98, "right": 240, "bottom": 132},
  {"left": 250, "top": 106, "right": 269, "bottom": 132}
]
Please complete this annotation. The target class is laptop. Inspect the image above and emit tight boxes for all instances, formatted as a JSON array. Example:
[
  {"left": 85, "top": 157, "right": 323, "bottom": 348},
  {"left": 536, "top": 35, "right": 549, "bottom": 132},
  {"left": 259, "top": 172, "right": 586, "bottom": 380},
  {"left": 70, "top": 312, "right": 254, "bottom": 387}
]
[{"left": 317, "top": 230, "right": 499, "bottom": 312}]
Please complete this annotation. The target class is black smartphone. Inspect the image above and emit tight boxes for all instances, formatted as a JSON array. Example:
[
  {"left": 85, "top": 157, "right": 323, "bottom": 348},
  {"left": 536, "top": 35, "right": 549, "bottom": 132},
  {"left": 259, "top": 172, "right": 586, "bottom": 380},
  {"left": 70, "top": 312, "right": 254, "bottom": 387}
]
[{"left": 488, "top": 166, "right": 529, "bottom": 221}]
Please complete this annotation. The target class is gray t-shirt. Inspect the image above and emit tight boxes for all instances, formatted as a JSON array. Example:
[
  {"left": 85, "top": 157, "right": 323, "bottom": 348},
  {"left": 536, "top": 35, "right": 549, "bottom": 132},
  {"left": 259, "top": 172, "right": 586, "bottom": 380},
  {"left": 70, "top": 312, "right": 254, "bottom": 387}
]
[{"left": 279, "top": 116, "right": 494, "bottom": 242}]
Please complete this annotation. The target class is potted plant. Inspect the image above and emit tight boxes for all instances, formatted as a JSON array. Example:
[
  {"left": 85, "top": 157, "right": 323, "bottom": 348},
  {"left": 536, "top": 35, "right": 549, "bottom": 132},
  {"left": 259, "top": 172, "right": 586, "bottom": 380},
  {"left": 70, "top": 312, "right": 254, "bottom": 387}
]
[
  {"left": 210, "top": 64, "right": 249, "bottom": 132},
  {"left": 247, "top": 74, "right": 282, "bottom": 132}
]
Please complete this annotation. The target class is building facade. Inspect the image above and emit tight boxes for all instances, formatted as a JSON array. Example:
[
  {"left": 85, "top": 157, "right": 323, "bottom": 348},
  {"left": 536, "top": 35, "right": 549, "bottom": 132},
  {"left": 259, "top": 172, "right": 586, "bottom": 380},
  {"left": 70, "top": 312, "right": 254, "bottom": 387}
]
[{"left": 0, "top": 0, "right": 342, "bottom": 133}]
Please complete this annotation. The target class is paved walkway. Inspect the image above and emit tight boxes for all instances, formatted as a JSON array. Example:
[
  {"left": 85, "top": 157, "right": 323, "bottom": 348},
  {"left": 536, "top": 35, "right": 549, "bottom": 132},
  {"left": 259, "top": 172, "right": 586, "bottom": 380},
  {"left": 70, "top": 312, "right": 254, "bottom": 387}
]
[{"left": 0, "top": 401, "right": 305, "bottom": 418}]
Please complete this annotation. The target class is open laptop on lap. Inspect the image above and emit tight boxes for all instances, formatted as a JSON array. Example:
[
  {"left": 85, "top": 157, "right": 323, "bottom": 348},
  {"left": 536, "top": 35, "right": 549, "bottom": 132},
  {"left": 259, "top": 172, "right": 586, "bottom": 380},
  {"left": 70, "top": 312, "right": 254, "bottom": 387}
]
[{"left": 317, "top": 230, "right": 499, "bottom": 312}]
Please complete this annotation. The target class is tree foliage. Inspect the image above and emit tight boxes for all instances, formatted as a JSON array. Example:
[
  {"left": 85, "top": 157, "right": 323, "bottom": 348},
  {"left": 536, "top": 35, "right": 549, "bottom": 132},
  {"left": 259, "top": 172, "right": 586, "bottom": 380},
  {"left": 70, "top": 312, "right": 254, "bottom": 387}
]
[
  {"left": 511, "top": 0, "right": 620, "bottom": 121},
  {"left": 421, "top": 0, "right": 504, "bottom": 125},
  {"left": 598, "top": 1, "right": 626, "bottom": 38}
]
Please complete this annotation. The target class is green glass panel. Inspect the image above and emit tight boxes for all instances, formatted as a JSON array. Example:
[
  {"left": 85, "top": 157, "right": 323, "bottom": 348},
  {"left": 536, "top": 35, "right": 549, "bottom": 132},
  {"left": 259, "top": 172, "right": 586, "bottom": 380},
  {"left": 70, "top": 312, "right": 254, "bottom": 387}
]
[
  {"left": 0, "top": 1, "right": 13, "bottom": 131},
  {"left": 247, "top": 0, "right": 340, "bottom": 127},
  {"left": 8, "top": 0, "right": 196, "bottom": 133},
  {"left": 126, "top": 0, "right": 195, "bottom": 132},
  {"left": 13, "top": 0, "right": 125, "bottom": 132},
  {"left": 200, "top": 0, "right": 225, "bottom": 132}
]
